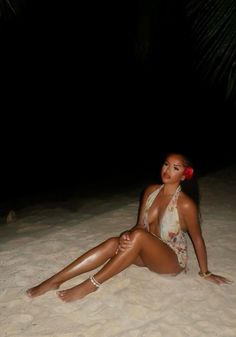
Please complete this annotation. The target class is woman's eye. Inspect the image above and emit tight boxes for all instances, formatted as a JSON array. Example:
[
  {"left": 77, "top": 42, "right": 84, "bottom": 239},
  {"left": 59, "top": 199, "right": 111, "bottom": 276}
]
[{"left": 174, "top": 167, "right": 180, "bottom": 171}]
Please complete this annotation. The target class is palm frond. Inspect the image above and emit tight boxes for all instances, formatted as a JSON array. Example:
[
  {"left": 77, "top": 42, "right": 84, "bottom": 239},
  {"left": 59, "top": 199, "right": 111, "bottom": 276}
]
[
  {"left": 185, "top": 0, "right": 236, "bottom": 107},
  {"left": 0, "top": 0, "right": 16, "bottom": 22}
]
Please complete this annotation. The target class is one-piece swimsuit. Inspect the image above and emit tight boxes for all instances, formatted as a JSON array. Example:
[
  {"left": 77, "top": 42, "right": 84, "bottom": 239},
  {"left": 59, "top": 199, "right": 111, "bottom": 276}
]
[{"left": 143, "top": 185, "right": 188, "bottom": 269}]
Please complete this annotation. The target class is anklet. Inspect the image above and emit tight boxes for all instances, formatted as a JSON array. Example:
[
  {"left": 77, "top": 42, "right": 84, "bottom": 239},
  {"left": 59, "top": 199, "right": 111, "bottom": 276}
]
[
  {"left": 89, "top": 275, "right": 101, "bottom": 288},
  {"left": 199, "top": 270, "right": 212, "bottom": 278}
]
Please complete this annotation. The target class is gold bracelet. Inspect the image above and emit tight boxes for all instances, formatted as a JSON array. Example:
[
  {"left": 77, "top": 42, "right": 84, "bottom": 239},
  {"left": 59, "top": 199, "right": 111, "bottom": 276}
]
[{"left": 199, "top": 270, "right": 212, "bottom": 278}]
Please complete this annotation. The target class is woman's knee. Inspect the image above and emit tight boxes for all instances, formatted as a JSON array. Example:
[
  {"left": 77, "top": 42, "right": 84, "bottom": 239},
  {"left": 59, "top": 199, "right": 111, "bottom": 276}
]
[
  {"left": 129, "top": 228, "right": 147, "bottom": 242},
  {"left": 105, "top": 237, "right": 119, "bottom": 249}
]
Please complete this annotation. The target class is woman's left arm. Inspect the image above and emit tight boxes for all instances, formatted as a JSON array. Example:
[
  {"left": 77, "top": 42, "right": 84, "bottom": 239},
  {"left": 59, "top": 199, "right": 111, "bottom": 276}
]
[{"left": 182, "top": 200, "right": 232, "bottom": 285}]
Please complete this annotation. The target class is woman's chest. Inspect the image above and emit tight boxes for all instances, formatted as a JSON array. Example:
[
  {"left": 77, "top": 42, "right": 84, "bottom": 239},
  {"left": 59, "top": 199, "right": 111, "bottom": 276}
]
[{"left": 147, "top": 197, "right": 171, "bottom": 227}]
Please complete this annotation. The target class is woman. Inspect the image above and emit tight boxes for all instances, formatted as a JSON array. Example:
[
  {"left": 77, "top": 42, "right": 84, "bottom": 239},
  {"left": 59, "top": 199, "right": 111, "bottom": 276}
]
[{"left": 26, "top": 153, "right": 231, "bottom": 302}]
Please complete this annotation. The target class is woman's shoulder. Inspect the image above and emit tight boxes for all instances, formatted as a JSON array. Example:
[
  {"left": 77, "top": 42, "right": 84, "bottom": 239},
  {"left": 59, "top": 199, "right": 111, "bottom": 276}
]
[
  {"left": 139, "top": 183, "right": 161, "bottom": 204},
  {"left": 178, "top": 191, "right": 197, "bottom": 212},
  {"left": 144, "top": 183, "right": 161, "bottom": 195}
]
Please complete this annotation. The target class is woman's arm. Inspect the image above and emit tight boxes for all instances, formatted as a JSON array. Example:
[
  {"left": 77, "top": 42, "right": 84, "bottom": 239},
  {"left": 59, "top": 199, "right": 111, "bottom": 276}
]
[
  {"left": 118, "top": 184, "right": 159, "bottom": 252},
  {"left": 182, "top": 199, "right": 232, "bottom": 285}
]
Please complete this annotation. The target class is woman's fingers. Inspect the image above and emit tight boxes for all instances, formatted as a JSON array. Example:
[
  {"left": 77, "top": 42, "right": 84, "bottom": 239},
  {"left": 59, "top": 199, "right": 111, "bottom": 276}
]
[
  {"left": 118, "top": 239, "right": 133, "bottom": 252},
  {"left": 207, "top": 274, "right": 233, "bottom": 285},
  {"left": 122, "top": 233, "right": 130, "bottom": 241}
]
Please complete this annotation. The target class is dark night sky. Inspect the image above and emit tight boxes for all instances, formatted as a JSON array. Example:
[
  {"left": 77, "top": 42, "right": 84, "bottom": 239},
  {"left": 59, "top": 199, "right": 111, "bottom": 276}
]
[{"left": 1, "top": 2, "right": 235, "bottom": 208}]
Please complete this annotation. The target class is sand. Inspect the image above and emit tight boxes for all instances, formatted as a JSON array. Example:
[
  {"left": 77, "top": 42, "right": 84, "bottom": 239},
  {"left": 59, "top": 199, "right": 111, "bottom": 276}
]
[{"left": 0, "top": 166, "right": 236, "bottom": 337}]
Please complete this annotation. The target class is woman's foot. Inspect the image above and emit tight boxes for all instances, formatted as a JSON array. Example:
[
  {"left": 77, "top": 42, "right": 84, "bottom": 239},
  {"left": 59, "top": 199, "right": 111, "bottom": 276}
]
[
  {"left": 26, "top": 280, "right": 61, "bottom": 298},
  {"left": 57, "top": 279, "right": 98, "bottom": 302}
]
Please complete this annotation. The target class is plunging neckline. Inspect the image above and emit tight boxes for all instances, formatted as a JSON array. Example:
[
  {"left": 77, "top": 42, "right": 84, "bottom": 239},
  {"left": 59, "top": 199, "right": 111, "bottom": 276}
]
[{"left": 143, "top": 184, "right": 181, "bottom": 234}]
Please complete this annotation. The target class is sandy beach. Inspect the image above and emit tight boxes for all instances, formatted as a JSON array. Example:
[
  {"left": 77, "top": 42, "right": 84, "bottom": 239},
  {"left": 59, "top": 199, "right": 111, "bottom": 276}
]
[{"left": 0, "top": 166, "right": 236, "bottom": 337}]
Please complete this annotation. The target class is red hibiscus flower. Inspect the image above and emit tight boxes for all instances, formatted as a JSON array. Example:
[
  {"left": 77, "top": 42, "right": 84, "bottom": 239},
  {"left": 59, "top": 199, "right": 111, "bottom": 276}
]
[{"left": 184, "top": 166, "right": 194, "bottom": 180}]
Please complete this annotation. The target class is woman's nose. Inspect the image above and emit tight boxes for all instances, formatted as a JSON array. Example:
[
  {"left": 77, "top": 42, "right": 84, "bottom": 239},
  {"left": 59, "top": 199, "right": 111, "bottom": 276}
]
[{"left": 166, "top": 166, "right": 171, "bottom": 173}]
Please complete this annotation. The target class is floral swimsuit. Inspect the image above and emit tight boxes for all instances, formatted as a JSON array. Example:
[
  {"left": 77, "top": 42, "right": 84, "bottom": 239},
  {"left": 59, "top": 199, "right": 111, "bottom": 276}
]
[{"left": 143, "top": 185, "right": 188, "bottom": 269}]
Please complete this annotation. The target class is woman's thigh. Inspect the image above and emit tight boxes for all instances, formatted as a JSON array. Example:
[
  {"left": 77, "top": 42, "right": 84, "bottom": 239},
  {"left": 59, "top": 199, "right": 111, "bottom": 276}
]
[{"left": 131, "top": 229, "right": 183, "bottom": 274}]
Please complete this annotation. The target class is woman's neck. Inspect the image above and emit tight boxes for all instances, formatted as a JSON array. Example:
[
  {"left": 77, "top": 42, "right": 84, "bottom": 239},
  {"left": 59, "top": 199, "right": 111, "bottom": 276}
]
[{"left": 162, "top": 184, "right": 180, "bottom": 196}]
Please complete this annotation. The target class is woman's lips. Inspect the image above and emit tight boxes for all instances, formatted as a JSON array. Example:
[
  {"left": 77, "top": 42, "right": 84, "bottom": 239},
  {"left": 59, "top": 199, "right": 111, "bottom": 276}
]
[{"left": 162, "top": 172, "right": 171, "bottom": 179}]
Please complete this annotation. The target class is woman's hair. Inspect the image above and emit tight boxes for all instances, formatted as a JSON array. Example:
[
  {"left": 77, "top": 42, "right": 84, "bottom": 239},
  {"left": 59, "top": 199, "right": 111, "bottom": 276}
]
[{"left": 164, "top": 152, "right": 202, "bottom": 223}]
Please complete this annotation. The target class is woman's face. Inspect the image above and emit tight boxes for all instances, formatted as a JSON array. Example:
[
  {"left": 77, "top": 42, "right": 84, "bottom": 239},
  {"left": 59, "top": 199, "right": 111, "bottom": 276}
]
[{"left": 161, "top": 154, "right": 186, "bottom": 184}]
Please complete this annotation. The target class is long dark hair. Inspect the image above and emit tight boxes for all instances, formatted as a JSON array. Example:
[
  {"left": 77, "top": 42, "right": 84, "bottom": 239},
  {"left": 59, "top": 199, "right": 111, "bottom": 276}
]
[{"left": 164, "top": 152, "right": 202, "bottom": 223}]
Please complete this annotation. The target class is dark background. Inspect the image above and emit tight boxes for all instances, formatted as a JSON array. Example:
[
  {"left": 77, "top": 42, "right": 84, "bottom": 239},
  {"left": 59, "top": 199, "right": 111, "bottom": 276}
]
[{"left": 1, "top": 1, "right": 235, "bottom": 210}]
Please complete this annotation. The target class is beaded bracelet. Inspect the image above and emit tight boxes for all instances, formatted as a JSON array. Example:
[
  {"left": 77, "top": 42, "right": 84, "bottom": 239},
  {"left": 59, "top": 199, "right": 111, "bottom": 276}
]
[{"left": 199, "top": 270, "right": 212, "bottom": 278}]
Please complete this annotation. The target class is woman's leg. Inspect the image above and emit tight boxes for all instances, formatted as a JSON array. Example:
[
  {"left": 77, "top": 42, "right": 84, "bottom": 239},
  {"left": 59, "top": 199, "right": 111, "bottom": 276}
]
[
  {"left": 26, "top": 237, "right": 120, "bottom": 298},
  {"left": 57, "top": 229, "right": 182, "bottom": 302}
]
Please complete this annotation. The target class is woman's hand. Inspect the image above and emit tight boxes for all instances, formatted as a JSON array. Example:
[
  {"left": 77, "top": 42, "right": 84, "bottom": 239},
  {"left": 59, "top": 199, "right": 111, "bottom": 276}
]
[
  {"left": 117, "top": 231, "right": 133, "bottom": 253},
  {"left": 202, "top": 273, "right": 233, "bottom": 285}
]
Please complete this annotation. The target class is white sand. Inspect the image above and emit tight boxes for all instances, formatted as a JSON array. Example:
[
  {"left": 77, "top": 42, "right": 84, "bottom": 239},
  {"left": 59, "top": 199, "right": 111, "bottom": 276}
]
[{"left": 0, "top": 167, "right": 236, "bottom": 337}]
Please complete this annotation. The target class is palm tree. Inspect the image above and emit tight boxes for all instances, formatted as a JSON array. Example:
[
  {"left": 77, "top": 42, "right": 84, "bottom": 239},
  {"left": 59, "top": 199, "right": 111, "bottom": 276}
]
[
  {"left": 134, "top": 0, "right": 236, "bottom": 109},
  {"left": 184, "top": 0, "right": 236, "bottom": 109},
  {"left": 0, "top": 0, "right": 19, "bottom": 23}
]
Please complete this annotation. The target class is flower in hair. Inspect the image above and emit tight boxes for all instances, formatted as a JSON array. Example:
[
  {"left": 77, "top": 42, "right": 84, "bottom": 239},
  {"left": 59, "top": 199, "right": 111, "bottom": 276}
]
[{"left": 184, "top": 166, "right": 194, "bottom": 180}]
